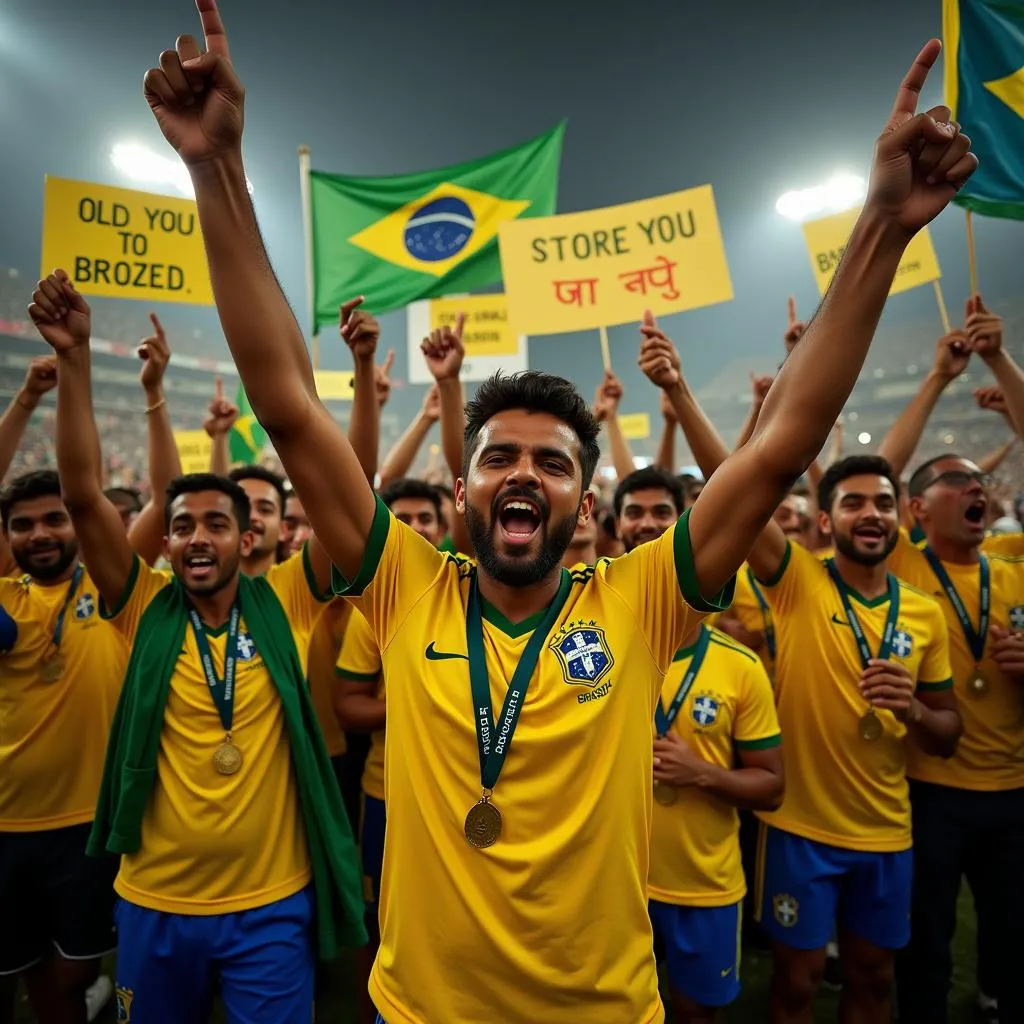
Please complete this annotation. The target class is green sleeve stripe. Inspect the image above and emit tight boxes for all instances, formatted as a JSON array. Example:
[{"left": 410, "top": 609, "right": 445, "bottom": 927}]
[
  {"left": 301, "top": 542, "right": 332, "bottom": 603},
  {"left": 917, "top": 678, "right": 954, "bottom": 693},
  {"left": 735, "top": 734, "right": 782, "bottom": 751},
  {"left": 336, "top": 667, "right": 381, "bottom": 682},
  {"left": 673, "top": 509, "right": 736, "bottom": 614},
  {"left": 331, "top": 495, "right": 391, "bottom": 598},
  {"left": 755, "top": 541, "right": 791, "bottom": 589},
  {"left": 99, "top": 554, "right": 141, "bottom": 620}
]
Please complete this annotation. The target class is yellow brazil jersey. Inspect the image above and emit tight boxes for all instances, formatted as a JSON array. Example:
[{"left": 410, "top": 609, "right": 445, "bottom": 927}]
[
  {"left": 888, "top": 530, "right": 1024, "bottom": 790},
  {"left": 728, "top": 564, "right": 775, "bottom": 679},
  {"left": 983, "top": 532, "right": 1024, "bottom": 558},
  {"left": 0, "top": 568, "right": 127, "bottom": 831},
  {"left": 757, "top": 541, "right": 952, "bottom": 852},
  {"left": 335, "top": 497, "right": 731, "bottom": 1024},
  {"left": 102, "top": 548, "right": 330, "bottom": 914},
  {"left": 336, "top": 609, "right": 385, "bottom": 802},
  {"left": 306, "top": 598, "right": 352, "bottom": 759},
  {"left": 649, "top": 627, "right": 780, "bottom": 907}
]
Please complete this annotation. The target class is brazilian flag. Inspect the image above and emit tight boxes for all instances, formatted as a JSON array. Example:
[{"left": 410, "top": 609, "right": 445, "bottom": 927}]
[
  {"left": 229, "top": 385, "right": 267, "bottom": 465},
  {"left": 944, "top": 0, "right": 1024, "bottom": 219},
  {"left": 309, "top": 122, "right": 565, "bottom": 329}
]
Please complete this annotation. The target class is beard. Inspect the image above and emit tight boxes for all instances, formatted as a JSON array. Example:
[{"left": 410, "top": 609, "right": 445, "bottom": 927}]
[
  {"left": 833, "top": 527, "right": 899, "bottom": 566},
  {"left": 466, "top": 501, "right": 579, "bottom": 588},
  {"left": 14, "top": 538, "right": 79, "bottom": 581}
]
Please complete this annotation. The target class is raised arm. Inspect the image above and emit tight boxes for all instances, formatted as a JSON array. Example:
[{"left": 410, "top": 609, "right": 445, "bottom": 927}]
[
  {"left": 653, "top": 391, "right": 677, "bottom": 472},
  {"left": 342, "top": 300, "right": 385, "bottom": 485},
  {"left": 966, "top": 297, "right": 1024, "bottom": 441},
  {"left": 972, "top": 387, "right": 1017, "bottom": 472},
  {"left": 144, "top": 0, "right": 374, "bottom": 580},
  {"left": 129, "top": 313, "right": 181, "bottom": 564},
  {"left": 735, "top": 373, "right": 772, "bottom": 450},
  {"left": 592, "top": 370, "right": 635, "bottom": 482},
  {"left": 668, "top": 39, "right": 977, "bottom": 598},
  {"left": 379, "top": 385, "right": 439, "bottom": 487},
  {"left": 28, "top": 273, "right": 135, "bottom": 609},
  {"left": 876, "top": 330, "right": 969, "bottom": 476},
  {"left": 204, "top": 375, "right": 238, "bottom": 475}
]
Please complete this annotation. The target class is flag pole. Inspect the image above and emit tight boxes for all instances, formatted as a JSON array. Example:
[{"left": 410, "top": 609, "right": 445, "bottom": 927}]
[
  {"left": 932, "top": 280, "right": 951, "bottom": 335},
  {"left": 598, "top": 325, "right": 612, "bottom": 371},
  {"left": 298, "top": 145, "right": 319, "bottom": 370},
  {"left": 964, "top": 209, "right": 979, "bottom": 298}
]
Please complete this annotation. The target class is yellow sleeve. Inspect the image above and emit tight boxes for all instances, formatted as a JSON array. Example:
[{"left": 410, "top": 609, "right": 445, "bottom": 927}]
[
  {"left": 332, "top": 496, "right": 448, "bottom": 651},
  {"left": 757, "top": 540, "right": 820, "bottom": 615},
  {"left": 916, "top": 600, "right": 954, "bottom": 691},
  {"left": 336, "top": 610, "right": 382, "bottom": 680},
  {"left": 265, "top": 545, "right": 331, "bottom": 639},
  {"left": 601, "top": 509, "right": 735, "bottom": 670},
  {"left": 99, "top": 555, "right": 171, "bottom": 643},
  {"left": 983, "top": 533, "right": 1024, "bottom": 558},
  {"left": 887, "top": 528, "right": 926, "bottom": 581},
  {"left": 734, "top": 655, "right": 782, "bottom": 750}
]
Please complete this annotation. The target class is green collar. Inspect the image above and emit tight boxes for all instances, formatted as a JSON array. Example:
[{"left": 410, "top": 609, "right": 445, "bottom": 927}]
[{"left": 480, "top": 569, "right": 570, "bottom": 639}]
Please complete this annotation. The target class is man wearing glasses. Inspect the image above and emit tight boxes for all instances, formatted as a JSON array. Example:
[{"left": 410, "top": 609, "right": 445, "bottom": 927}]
[{"left": 893, "top": 455, "right": 1024, "bottom": 1023}]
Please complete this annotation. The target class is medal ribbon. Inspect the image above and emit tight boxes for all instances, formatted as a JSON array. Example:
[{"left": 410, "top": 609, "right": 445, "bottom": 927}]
[
  {"left": 922, "top": 547, "right": 990, "bottom": 663},
  {"left": 824, "top": 559, "right": 900, "bottom": 668},
  {"left": 655, "top": 626, "right": 712, "bottom": 736},
  {"left": 466, "top": 568, "right": 573, "bottom": 791},
  {"left": 47, "top": 562, "right": 84, "bottom": 652},
  {"left": 746, "top": 567, "right": 776, "bottom": 662},
  {"left": 188, "top": 600, "right": 241, "bottom": 733}
]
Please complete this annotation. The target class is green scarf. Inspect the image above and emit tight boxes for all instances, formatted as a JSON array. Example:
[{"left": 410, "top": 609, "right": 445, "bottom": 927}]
[{"left": 87, "top": 565, "right": 368, "bottom": 958}]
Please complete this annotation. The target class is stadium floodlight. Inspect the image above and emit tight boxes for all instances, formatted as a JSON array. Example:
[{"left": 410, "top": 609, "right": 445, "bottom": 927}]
[
  {"left": 858, "top": 431, "right": 872, "bottom": 445},
  {"left": 111, "top": 142, "right": 253, "bottom": 198},
  {"left": 774, "top": 174, "right": 867, "bottom": 223}
]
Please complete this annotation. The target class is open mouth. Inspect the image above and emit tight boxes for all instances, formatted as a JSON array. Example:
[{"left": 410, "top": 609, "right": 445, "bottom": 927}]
[
  {"left": 497, "top": 497, "right": 542, "bottom": 547},
  {"left": 184, "top": 554, "right": 217, "bottom": 581},
  {"left": 964, "top": 501, "right": 987, "bottom": 526},
  {"left": 853, "top": 525, "right": 886, "bottom": 544}
]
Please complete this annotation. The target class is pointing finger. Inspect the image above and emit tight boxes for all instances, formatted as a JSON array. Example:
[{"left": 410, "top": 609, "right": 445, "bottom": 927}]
[
  {"left": 454, "top": 312, "right": 466, "bottom": 340},
  {"left": 382, "top": 349, "right": 395, "bottom": 374},
  {"left": 215, "top": 375, "right": 223, "bottom": 400},
  {"left": 642, "top": 308, "right": 656, "bottom": 329},
  {"left": 196, "top": 0, "right": 231, "bottom": 59},
  {"left": 339, "top": 296, "right": 365, "bottom": 326},
  {"left": 889, "top": 38, "right": 941, "bottom": 125},
  {"left": 149, "top": 312, "right": 165, "bottom": 339},
  {"left": 787, "top": 295, "right": 797, "bottom": 325}
]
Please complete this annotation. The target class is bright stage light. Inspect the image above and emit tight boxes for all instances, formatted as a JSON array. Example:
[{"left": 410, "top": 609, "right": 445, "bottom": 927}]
[
  {"left": 857, "top": 431, "right": 872, "bottom": 445},
  {"left": 774, "top": 174, "right": 866, "bottom": 223},
  {"left": 111, "top": 142, "right": 253, "bottom": 197}
]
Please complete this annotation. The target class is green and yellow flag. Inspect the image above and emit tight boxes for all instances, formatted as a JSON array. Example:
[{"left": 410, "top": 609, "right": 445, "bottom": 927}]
[
  {"left": 308, "top": 122, "right": 565, "bottom": 329},
  {"left": 944, "top": 0, "right": 1024, "bottom": 219},
  {"left": 229, "top": 385, "right": 267, "bottom": 465}
]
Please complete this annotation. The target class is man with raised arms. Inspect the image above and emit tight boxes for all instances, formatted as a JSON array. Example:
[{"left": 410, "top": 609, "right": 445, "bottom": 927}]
[{"left": 142, "top": 4, "right": 975, "bottom": 1019}]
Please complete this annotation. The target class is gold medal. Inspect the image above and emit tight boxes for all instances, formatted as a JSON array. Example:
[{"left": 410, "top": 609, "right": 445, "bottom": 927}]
[
  {"left": 968, "top": 671, "right": 989, "bottom": 698},
  {"left": 653, "top": 781, "right": 678, "bottom": 806},
  {"left": 464, "top": 798, "right": 502, "bottom": 848},
  {"left": 213, "top": 741, "right": 243, "bottom": 775},
  {"left": 40, "top": 654, "right": 64, "bottom": 683},
  {"left": 859, "top": 711, "right": 883, "bottom": 742}
]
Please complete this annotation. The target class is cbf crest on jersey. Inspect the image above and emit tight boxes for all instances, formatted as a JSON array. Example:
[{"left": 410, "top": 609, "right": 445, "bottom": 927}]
[
  {"left": 691, "top": 690, "right": 723, "bottom": 730},
  {"left": 550, "top": 620, "right": 614, "bottom": 688},
  {"left": 1010, "top": 606, "right": 1024, "bottom": 631},
  {"left": 74, "top": 592, "right": 95, "bottom": 620}
]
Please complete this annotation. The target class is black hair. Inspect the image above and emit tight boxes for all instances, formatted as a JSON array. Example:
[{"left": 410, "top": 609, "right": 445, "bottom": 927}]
[
  {"left": 104, "top": 486, "right": 143, "bottom": 513},
  {"left": 613, "top": 466, "right": 687, "bottom": 518},
  {"left": 462, "top": 371, "right": 601, "bottom": 491},
  {"left": 164, "top": 474, "right": 251, "bottom": 532},
  {"left": 0, "top": 470, "right": 62, "bottom": 531},
  {"left": 379, "top": 478, "right": 442, "bottom": 519},
  {"left": 817, "top": 455, "right": 899, "bottom": 514},
  {"left": 433, "top": 482, "right": 454, "bottom": 502},
  {"left": 228, "top": 465, "right": 287, "bottom": 515},
  {"left": 908, "top": 453, "right": 967, "bottom": 498}
]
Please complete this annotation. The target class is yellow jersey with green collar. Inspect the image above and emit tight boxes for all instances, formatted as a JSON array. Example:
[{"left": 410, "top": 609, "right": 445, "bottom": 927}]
[
  {"left": 0, "top": 568, "right": 127, "bottom": 831},
  {"left": 982, "top": 532, "right": 1024, "bottom": 558},
  {"left": 888, "top": 530, "right": 1024, "bottom": 790},
  {"left": 649, "top": 627, "right": 780, "bottom": 907},
  {"left": 756, "top": 541, "right": 952, "bottom": 852},
  {"left": 102, "top": 549, "right": 329, "bottom": 914},
  {"left": 306, "top": 598, "right": 352, "bottom": 759},
  {"left": 336, "top": 609, "right": 385, "bottom": 801},
  {"left": 729, "top": 564, "right": 776, "bottom": 679},
  {"left": 334, "top": 497, "right": 731, "bottom": 1024}
]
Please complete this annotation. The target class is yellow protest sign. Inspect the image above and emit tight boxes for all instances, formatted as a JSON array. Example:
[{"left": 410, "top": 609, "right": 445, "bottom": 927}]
[
  {"left": 617, "top": 413, "right": 651, "bottom": 440},
  {"left": 498, "top": 185, "right": 733, "bottom": 335},
  {"left": 40, "top": 176, "right": 213, "bottom": 305},
  {"left": 314, "top": 371, "right": 356, "bottom": 400},
  {"left": 802, "top": 208, "right": 941, "bottom": 296},
  {"left": 174, "top": 431, "right": 213, "bottom": 474},
  {"left": 430, "top": 295, "right": 519, "bottom": 357}
]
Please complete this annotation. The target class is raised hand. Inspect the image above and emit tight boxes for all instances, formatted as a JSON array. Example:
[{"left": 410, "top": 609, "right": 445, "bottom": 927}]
[
  {"left": 659, "top": 389, "right": 677, "bottom": 424},
  {"left": 638, "top": 309, "right": 681, "bottom": 390},
  {"left": 339, "top": 297, "right": 381, "bottom": 362},
  {"left": 932, "top": 329, "right": 971, "bottom": 381},
  {"left": 591, "top": 369, "right": 624, "bottom": 423},
  {"left": 203, "top": 375, "right": 239, "bottom": 437},
  {"left": 784, "top": 296, "right": 806, "bottom": 354},
  {"left": 867, "top": 39, "right": 978, "bottom": 235},
  {"left": 28, "top": 271, "right": 91, "bottom": 352},
  {"left": 964, "top": 295, "right": 1002, "bottom": 359},
  {"left": 139, "top": 313, "right": 171, "bottom": 390},
  {"left": 375, "top": 350, "right": 395, "bottom": 408},
  {"left": 974, "top": 385, "right": 1008, "bottom": 417},
  {"left": 422, "top": 383, "right": 441, "bottom": 422},
  {"left": 144, "top": 0, "right": 245, "bottom": 166},
  {"left": 750, "top": 372, "right": 775, "bottom": 404},
  {"left": 21, "top": 357, "right": 58, "bottom": 399},
  {"left": 420, "top": 314, "right": 466, "bottom": 382}
]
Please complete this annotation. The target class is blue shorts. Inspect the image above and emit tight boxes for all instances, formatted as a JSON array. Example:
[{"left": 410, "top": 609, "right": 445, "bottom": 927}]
[
  {"left": 113, "top": 885, "right": 315, "bottom": 1024},
  {"left": 362, "top": 794, "right": 386, "bottom": 919},
  {"left": 649, "top": 900, "right": 742, "bottom": 1007},
  {"left": 756, "top": 824, "right": 912, "bottom": 951}
]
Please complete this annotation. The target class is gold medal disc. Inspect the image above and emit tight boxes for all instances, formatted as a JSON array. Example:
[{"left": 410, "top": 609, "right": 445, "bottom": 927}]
[
  {"left": 654, "top": 781, "right": 678, "bottom": 806},
  {"left": 213, "top": 742, "right": 243, "bottom": 775},
  {"left": 40, "top": 655, "right": 64, "bottom": 683},
  {"left": 464, "top": 800, "right": 502, "bottom": 848},
  {"left": 859, "top": 711, "right": 883, "bottom": 742},
  {"left": 968, "top": 673, "right": 989, "bottom": 698}
]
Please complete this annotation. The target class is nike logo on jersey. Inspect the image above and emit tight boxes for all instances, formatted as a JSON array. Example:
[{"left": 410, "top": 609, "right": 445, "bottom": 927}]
[
  {"left": 721, "top": 967, "right": 733, "bottom": 977},
  {"left": 425, "top": 642, "right": 468, "bottom": 661},
  {"left": 831, "top": 614, "right": 850, "bottom": 627}
]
